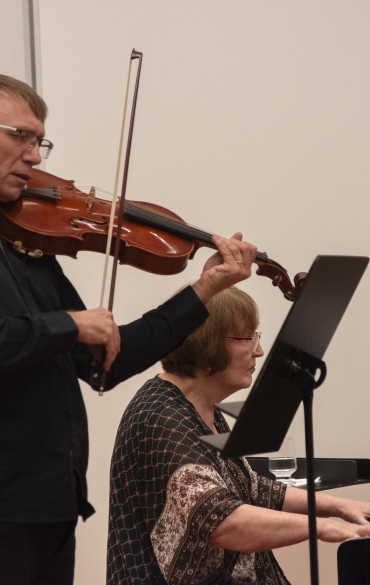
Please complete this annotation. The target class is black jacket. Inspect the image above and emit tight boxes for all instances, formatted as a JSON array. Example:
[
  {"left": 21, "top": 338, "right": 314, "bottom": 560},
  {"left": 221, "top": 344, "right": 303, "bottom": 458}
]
[{"left": 0, "top": 238, "right": 208, "bottom": 523}]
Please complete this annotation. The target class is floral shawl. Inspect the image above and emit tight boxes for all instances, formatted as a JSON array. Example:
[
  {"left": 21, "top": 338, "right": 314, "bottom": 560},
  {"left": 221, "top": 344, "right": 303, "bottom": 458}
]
[{"left": 107, "top": 375, "right": 291, "bottom": 585}]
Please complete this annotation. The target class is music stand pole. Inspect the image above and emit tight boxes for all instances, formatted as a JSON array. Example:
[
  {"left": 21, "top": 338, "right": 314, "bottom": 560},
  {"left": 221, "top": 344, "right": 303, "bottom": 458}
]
[
  {"left": 290, "top": 352, "right": 327, "bottom": 585},
  {"left": 303, "top": 392, "right": 319, "bottom": 585}
]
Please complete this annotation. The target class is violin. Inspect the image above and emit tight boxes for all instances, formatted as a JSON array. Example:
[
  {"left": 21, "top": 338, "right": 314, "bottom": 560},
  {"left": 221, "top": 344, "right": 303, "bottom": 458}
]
[{"left": 0, "top": 168, "right": 307, "bottom": 301}]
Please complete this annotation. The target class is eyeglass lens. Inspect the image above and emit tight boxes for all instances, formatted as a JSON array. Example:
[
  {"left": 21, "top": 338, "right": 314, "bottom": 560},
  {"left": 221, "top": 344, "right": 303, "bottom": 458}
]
[
  {"left": 226, "top": 332, "right": 261, "bottom": 353},
  {"left": 16, "top": 130, "right": 53, "bottom": 159},
  {"left": 252, "top": 333, "right": 261, "bottom": 353}
]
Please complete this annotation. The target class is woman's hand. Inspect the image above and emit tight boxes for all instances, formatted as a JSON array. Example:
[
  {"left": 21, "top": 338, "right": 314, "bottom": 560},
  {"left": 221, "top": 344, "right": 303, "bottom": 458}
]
[
  {"left": 283, "top": 486, "right": 370, "bottom": 526},
  {"left": 330, "top": 498, "right": 370, "bottom": 526},
  {"left": 317, "top": 516, "right": 370, "bottom": 542}
]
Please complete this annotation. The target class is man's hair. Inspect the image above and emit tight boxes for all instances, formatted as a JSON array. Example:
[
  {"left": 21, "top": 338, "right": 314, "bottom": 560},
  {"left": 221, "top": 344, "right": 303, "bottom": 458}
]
[
  {"left": 161, "top": 286, "right": 259, "bottom": 377},
  {"left": 0, "top": 75, "right": 48, "bottom": 123}
]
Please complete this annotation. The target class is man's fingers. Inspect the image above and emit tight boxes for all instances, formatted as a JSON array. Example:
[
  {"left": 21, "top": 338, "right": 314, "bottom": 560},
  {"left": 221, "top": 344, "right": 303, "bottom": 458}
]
[
  {"left": 212, "top": 235, "right": 257, "bottom": 274},
  {"left": 68, "top": 308, "right": 121, "bottom": 371},
  {"left": 229, "top": 232, "right": 243, "bottom": 241},
  {"left": 102, "top": 341, "right": 118, "bottom": 371},
  {"left": 193, "top": 236, "right": 258, "bottom": 305},
  {"left": 106, "top": 324, "right": 121, "bottom": 370},
  {"left": 99, "top": 319, "right": 120, "bottom": 370}
]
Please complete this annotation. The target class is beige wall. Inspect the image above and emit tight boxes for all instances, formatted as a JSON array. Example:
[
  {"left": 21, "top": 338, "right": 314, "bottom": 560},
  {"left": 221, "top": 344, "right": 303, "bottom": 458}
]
[
  {"left": 1, "top": 0, "right": 30, "bottom": 83},
  {"left": 3, "top": 1, "right": 370, "bottom": 583}
]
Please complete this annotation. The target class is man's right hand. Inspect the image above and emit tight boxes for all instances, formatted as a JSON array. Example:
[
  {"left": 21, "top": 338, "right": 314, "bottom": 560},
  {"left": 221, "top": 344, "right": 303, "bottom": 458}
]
[{"left": 67, "top": 308, "right": 120, "bottom": 371}]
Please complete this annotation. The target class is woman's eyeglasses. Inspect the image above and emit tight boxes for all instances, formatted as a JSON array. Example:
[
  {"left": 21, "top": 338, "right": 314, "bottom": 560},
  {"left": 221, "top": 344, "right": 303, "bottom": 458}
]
[{"left": 225, "top": 332, "right": 262, "bottom": 354}]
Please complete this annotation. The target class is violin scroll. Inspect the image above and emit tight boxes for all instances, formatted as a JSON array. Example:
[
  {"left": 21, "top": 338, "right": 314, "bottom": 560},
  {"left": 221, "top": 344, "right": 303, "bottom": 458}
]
[{"left": 255, "top": 256, "right": 307, "bottom": 301}]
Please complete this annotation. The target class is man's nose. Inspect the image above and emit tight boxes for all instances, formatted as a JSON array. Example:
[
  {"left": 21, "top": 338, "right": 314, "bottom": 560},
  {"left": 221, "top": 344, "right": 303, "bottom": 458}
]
[{"left": 23, "top": 143, "right": 42, "bottom": 166}]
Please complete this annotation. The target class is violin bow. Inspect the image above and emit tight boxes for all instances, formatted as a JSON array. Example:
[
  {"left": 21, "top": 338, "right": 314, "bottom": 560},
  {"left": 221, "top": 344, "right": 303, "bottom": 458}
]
[{"left": 91, "top": 48, "right": 143, "bottom": 395}]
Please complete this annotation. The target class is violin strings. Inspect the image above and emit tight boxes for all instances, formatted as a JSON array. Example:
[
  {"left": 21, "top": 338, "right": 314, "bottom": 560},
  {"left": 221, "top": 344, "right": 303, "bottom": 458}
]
[
  {"left": 76, "top": 186, "right": 215, "bottom": 244},
  {"left": 76, "top": 186, "right": 267, "bottom": 262},
  {"left": 124, "top": 202, "right": 214, "bottom": 245},
  {"left": 123, "top": 202, "right": 268, "bottom": 262},
  {"left": 77, "top": 186, "right": 112, "bottom": 199}
]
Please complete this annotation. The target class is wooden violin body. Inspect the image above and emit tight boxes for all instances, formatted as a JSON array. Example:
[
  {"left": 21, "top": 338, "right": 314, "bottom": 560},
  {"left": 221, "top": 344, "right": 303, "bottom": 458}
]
[
  {"left": 0, "top": 168, "right": 307, "bottom": 300},
  {"left": 0, "top": 169, "right": 197, "bottom": 275}
]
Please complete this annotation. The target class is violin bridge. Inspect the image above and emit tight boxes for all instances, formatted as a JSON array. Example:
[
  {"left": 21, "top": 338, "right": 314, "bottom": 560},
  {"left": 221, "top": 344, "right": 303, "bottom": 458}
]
[{"left": 86, "top": 186, "right": 96, "bottom": 212}]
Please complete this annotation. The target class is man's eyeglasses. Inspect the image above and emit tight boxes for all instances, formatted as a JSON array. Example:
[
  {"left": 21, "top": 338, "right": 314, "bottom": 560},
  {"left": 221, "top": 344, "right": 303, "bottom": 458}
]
[
  {"left": 0, "top": 124, "right": 53, "bottom": 159},
  {"left": 225, "top": 332, "right": 262, "bottom": 354}
]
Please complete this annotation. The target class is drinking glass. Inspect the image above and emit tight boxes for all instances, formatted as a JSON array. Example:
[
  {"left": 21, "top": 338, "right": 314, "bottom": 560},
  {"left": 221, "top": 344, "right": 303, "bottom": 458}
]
[{"left": 268, "top": 437, "right": 297, "bottom": 485}]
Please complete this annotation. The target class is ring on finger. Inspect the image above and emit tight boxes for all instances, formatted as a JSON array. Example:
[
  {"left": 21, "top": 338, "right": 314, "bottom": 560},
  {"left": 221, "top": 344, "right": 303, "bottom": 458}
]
[{"left": 236, "top": 260, "right": 244, "bottom": 265}]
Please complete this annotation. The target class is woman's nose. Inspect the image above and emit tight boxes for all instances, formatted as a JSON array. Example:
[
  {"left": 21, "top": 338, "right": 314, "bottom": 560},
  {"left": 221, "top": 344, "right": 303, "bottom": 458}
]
[{"left": 254, "top": 342, "right": 264, "bottom": 357}]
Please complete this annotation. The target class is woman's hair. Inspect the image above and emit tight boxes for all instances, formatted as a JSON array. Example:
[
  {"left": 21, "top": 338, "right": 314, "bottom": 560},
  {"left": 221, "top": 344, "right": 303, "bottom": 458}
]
[
  {"left": 0, "top": 75, "right": 48, "bottom": 123},
  {"left": 161, "top": 286, "right": 259, "bottom": 377}
]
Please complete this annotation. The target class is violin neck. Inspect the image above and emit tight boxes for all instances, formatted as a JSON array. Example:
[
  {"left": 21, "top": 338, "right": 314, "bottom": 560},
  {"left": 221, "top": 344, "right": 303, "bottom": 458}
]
[{"left": 124, "top": 202, "right": 268, "bottom": 264}]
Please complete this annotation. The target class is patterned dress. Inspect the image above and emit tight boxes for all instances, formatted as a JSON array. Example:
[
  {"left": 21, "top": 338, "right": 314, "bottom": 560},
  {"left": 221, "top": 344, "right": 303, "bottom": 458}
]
[{"left": 107, "top": 376, "right": 292, "bottom": 585}]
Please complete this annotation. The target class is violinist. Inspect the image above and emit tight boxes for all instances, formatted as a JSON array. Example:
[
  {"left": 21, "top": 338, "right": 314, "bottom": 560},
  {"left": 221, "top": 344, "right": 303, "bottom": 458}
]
[{"left": 0, "top": 74, "right": 257, "bottom": 585}]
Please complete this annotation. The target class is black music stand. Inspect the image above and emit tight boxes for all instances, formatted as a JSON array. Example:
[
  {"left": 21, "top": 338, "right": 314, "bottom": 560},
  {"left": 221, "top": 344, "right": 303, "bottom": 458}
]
[{"left": 201, "top": 255, "right": 369, "bottom": 585}]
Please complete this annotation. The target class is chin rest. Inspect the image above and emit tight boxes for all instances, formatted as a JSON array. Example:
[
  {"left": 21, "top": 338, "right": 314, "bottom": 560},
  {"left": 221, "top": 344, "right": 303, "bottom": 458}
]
[{"left": 338, "top": 537, "right": 370, "bottom": 585}]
